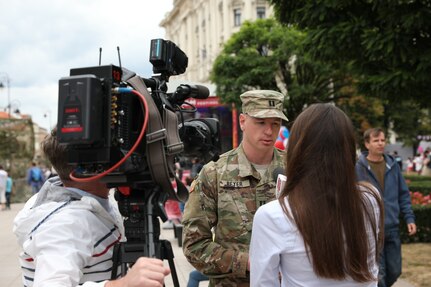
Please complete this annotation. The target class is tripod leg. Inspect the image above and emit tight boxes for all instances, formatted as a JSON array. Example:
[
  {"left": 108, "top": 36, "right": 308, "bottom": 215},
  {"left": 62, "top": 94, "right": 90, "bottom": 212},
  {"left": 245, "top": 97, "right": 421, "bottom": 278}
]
[
  {"left": 111, "top": 244, "right": 119, "bottom": 279},
  {"left": 160, "top": 240, "right": 180, "bottom": 287}
]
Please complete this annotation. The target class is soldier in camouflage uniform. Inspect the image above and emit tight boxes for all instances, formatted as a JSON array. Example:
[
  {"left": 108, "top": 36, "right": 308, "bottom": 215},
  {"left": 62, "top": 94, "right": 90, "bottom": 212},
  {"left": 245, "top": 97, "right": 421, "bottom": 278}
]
[{"left": 182, "top": 90, "right": 288, "bottom": 286}]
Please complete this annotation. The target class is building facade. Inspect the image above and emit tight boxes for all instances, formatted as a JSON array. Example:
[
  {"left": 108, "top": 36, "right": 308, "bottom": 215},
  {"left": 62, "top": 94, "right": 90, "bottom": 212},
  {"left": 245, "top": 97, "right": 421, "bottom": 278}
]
[
  {"left": 160, "top": 0, "right": 273, "bottom": 83},
  {"left": 0, "top": 111, "right": 48, "bottom": 177},
  {"left": 161, "top": 0, "right": 273, "bottom": 151}
]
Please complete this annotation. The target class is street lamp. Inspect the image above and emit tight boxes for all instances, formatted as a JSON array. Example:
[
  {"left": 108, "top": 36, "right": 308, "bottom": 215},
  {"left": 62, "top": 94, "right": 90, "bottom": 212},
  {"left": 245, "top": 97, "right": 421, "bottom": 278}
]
[
  {"left": 0, "top": 72, "right": 11, "bottom": 118},
  {"left": 44, "top": 110, "right": 52, "bottom": 131}
]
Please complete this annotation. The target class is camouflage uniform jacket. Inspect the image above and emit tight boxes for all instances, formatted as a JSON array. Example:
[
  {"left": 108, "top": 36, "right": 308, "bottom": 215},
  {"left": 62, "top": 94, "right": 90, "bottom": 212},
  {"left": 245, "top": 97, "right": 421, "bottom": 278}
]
[{"left": 182, "top": 143, "right": 285, "bottom": 287}]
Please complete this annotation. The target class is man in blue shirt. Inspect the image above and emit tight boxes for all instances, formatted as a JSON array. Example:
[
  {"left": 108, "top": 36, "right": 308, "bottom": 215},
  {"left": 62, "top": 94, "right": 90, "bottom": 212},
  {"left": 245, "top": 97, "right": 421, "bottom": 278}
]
[{"left": 26, "top": 162, "right": 45, "bottom": 194}]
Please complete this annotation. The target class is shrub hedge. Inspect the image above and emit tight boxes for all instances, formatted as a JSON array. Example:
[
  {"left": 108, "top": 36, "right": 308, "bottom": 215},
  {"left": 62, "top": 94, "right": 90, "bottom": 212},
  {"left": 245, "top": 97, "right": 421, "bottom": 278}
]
[
  {"left": 400, "top": 205, "right": 431, "bottom": 243},
  {"left": 406, "top": 181, "right": 431, "bottom": 195},
  {"left": 400, "top": 175, "right": 431, "bottom": 243}
]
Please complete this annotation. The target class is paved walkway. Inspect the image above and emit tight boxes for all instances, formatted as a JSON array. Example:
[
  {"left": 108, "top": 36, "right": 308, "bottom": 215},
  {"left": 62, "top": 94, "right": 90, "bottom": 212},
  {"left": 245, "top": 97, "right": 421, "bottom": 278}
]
[{"left": 0, "top": 203, "right": 416, "bottom": 286}]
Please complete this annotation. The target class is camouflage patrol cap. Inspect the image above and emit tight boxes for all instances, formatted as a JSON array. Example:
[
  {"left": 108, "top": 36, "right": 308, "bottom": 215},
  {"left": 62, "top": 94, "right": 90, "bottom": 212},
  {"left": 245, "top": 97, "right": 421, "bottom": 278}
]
[{"left": 240, "top": 90, "right": 288, "bottom": 121}]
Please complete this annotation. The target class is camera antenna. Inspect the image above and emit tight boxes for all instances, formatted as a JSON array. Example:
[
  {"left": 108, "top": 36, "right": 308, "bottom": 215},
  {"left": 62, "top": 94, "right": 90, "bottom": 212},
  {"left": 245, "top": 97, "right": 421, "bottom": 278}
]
[
  {"left": 99, "top": 47, "right": 102, "bottom": 66},
  {"left": 117, "top": 46, "right": 122, "bottom": 69}
]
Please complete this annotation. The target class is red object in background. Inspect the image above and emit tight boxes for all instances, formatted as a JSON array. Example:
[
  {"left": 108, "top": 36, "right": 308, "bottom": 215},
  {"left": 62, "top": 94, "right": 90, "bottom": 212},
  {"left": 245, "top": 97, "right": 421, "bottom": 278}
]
[
  {"left": 165, "top": 199, "right": 182, "bottom": 219},
  {"left": 274, "top": 140, "right": 285, "bottom": 150}
]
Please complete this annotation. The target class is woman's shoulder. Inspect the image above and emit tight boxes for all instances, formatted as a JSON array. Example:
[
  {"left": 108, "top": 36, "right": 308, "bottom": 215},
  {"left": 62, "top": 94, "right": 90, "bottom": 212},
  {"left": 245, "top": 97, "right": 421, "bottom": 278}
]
[
  {"left": 256, "top": 199, "right": 290, "bottom": 224},
  {"left": 357, "top": 183, "right": 381, "bottom": 210},
  {"left": 257, "top": 199, "right": 283, "bottom": 213}
]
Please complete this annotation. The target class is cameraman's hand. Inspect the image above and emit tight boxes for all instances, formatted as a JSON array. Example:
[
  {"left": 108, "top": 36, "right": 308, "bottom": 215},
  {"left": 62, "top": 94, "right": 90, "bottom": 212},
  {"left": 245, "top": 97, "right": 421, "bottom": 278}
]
[{"left": 106, "top": 257, "right": 171, "bottom": 287}]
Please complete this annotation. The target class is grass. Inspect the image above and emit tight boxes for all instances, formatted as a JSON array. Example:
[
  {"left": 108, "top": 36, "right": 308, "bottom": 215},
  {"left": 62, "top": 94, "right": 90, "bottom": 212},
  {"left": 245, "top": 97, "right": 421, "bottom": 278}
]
[{"left": 400, "top": 243, "right": 431, "bottom": 287}]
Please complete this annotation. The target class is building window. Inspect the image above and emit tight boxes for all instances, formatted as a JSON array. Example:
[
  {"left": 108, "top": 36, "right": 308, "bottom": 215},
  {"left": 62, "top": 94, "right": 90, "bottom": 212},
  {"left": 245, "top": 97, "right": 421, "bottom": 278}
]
[
  {"left": 257, "top": 7, "right": 266, "bottom": 19},
  {"left": 234, "top": 8, "right": 241, "bottom": 26},
  {"left": 202, "top": 47, "right": 207, "bottom": 59}
]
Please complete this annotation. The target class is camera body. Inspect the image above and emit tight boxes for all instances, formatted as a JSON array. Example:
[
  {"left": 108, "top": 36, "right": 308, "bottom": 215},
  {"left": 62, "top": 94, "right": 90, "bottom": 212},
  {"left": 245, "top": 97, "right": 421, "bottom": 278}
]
[{"left": 57, "top": 39, "right": 220, "bottom": 200}]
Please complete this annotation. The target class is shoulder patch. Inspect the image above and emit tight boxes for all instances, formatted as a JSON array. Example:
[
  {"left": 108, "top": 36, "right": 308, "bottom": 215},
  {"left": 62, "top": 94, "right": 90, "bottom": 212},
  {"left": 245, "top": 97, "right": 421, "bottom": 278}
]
[{"left": 189, "top": 180, "right": 197, "bottom": 193}]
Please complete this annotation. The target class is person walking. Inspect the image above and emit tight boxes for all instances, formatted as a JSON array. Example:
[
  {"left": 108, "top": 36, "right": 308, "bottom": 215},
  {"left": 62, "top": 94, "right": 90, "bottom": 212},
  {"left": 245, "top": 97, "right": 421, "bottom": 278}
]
[
  {"left": 5, "top": 171, "right": 12, "bottom": 210},
  {"left": 0, "top": 165, "right": 7, "bottom": 211},
  {"left": 190, "top": 157, "right": 203, "bottom": 179},
  {"left": 393, "top": 151, "right": 403, "bottom": 170},
  {"left": 422, "top": 149, "right": 431, "bottom": 176},
  {"left": 26, "top": 162, "right": 45, "bottom": 194},
  {"left": 356, "top": 128, "right": 417, "bottom": 287},
  {"left": 250, "top": 103, "right": 384, "bottom": 287},
  {"left": 182, "top": 90, "right": 288, "bottom": 286}
]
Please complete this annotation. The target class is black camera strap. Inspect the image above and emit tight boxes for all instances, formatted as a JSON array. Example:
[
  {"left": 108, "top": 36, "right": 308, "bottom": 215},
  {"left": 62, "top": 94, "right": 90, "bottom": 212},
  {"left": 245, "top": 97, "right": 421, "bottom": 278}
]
[{"left": 126, "top": 76, "right": 188, "bottom": 202}]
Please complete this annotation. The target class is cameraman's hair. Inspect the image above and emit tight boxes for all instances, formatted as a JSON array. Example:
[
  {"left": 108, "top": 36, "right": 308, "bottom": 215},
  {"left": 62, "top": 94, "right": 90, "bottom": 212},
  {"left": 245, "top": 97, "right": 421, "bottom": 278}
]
[
  {"left": 279, "top": 103, "right": 383, "bottom": 282},
  {"left": 41, "top": 127, "right": 73, "bottom": 181},
  {"left": 364, "top": 128, "right": 384, "bottom": 143}
]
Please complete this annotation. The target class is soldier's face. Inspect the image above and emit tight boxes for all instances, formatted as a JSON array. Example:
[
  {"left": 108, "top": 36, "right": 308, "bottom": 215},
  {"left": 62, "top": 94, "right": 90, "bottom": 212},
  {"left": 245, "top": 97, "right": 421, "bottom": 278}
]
[{"left": 240, "top": 114, "right": 281, "bottom": 152}]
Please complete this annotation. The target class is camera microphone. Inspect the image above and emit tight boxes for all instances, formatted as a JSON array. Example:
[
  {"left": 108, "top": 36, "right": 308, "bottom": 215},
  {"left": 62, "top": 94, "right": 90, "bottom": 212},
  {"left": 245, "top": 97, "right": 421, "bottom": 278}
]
[
  {"left": 174, "top": 84, "right": 210, "bottom": 101},
  {"left": 273, "top": 167, "right": 286, "bottom": 198},
  {"left": 272, "top": 167, "right": 285, "bottom": 182}
]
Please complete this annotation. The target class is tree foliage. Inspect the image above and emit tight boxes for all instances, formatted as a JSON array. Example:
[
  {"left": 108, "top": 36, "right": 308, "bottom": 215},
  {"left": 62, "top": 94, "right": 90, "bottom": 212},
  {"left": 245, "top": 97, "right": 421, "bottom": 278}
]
[
  {"left": 269, "top": 0, "right": 431, "bottom": 108},
  {"left": 0, "top": 119, "right": 35, "bottom": 177},
  {"left": 211, "top": 18, "right": 346, "bottom": 121}
]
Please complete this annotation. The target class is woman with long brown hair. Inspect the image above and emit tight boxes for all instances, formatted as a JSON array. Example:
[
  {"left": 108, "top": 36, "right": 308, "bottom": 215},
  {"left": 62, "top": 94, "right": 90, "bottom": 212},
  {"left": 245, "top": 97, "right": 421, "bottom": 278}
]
[{"left": 250, "top": 103, "right": 384, "bottom": 286}]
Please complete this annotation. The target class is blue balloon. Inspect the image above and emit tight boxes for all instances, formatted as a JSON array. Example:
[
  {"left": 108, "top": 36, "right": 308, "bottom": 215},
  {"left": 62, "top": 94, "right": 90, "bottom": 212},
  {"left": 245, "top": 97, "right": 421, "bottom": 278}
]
[{"left": 279, "top": 126, "right": 289, "bottom": 139}]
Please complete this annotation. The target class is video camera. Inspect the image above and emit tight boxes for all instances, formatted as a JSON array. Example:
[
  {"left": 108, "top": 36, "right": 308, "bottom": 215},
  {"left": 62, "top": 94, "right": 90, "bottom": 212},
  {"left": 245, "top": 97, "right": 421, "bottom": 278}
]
[{"left": 56, "top": 39, "right": 221, "bottom": 203}]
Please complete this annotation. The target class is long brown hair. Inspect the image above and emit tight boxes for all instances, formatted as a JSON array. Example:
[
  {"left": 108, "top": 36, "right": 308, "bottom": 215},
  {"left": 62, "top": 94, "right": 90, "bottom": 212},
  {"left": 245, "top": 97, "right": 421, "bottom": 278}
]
[{"left": 279, "top": 103, "right": 383, "bottom": 282}]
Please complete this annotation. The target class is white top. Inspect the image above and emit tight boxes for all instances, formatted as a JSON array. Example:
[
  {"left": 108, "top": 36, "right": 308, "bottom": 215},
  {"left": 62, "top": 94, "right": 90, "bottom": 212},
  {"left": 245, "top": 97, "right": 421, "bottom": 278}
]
[
  {"left": 250, "top": 190, "right": 380, "bottom": 287},
  {"left": 13, "top": 177, "right": 124, "bottom": 287},
  {"left": 0, "top": 169, "right": 7, "bottom": 189}
]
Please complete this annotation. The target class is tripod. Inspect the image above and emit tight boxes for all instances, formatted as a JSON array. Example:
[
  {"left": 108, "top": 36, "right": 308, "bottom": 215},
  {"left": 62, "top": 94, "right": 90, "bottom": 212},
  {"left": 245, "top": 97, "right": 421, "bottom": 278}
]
[{"left": 111, "top": 187, "right": 180, "bottom": 287}]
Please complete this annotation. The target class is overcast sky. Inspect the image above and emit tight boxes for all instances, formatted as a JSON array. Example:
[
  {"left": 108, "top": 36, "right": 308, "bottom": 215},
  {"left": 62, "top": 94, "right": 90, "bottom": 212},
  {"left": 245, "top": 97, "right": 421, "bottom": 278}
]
[{"left": 0, "top": 0, "right": 173, "bottom": 130}]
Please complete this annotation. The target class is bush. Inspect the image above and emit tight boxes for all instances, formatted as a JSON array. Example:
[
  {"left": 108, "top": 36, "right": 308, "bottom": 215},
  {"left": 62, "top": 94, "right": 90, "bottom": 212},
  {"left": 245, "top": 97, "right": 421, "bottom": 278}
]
[
  {"left": 404, "top": 174, "right": 431, "bottom": 195},
  {"left": 400, "top": 192, "right": 431, "bottom": 243},
  {"left": 400, "top": 204, "right": 431, "bottom": 243},
  {"left": 407, "top": 181, "right": 431, "bottom": 195},
  {"left": 404, "top": 174, "right": 431, "bottom": 182}
]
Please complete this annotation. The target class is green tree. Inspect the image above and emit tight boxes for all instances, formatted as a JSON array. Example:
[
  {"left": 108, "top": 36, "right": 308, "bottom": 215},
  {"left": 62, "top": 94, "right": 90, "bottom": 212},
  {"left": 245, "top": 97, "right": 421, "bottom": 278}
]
[
  {"left": 270, "top": 0, "right": 431, "bottom": 148},
  {"left": 210, "top": 18, "right": 346, "bottom": 121},
  {"left": 269, "top": 0, "right": 431, "bottom": 108},
  {"left": 0, "top": 118, "right": 35, "bottom": 178}
]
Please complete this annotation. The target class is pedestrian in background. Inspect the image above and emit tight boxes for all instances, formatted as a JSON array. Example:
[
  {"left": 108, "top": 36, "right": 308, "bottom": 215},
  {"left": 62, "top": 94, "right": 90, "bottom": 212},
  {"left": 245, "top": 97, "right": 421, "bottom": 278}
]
[
  {"left": 250, "top": 103, "right": 384, "bottom": 286},
  {"left": 26, "top": 162, "right": 45, "bottom": 194},
  {"left": 406, "top": 157, "right": 415, "bottom": 174},
  {"left": 0, "top": 165, "right": 7, "bottom": 211},
  {"left": 356, "top": 128, "right": 416, "bottom": 287},
  {"left": 182, "top": 90, "right": 288, "bottom": 286},
  {"left": 413, "top": 153, "right": 424, "bottom": 175},
  {"left": 422, "top": 149, "right": 431, "bottom": 176},
  {"left": 393, "top": 151, "right": 403, "bottom": 170},
  {"left": 190, "top": 157, "right": 203, "bottom": 179},
  {"left": 5, "top": 170, "right": 13, "bottom": 210}
]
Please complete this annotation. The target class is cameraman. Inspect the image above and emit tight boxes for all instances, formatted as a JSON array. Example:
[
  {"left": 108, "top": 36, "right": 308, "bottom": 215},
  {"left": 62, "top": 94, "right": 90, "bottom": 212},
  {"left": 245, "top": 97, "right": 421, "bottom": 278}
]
[{"left": 13, "top": 128, "right": 170, "bottom": 287}]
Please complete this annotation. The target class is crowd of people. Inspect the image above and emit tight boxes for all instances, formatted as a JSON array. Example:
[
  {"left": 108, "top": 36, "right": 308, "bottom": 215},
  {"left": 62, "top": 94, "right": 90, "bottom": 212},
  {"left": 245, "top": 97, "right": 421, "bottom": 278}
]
[
  {"left": 0, "top": 162, "right": 49, "bottom": 211},
  {"left": 405, "top": 149, "right": 431, "bottom": 176},
  {"left": 6, "top": 89, "right": 422, "bottom": 286}
]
